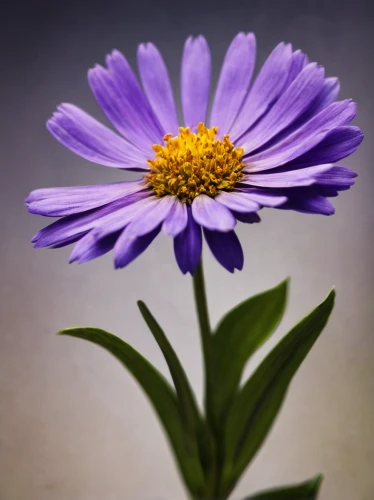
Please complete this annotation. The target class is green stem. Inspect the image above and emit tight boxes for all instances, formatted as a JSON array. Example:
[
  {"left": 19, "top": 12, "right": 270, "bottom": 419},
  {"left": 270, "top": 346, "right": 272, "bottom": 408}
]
[
  {"left": 192, "top": 258, "right": 219, "bottom": 498},
  {"left": 193, "top": 258, "right": 214, "bottom": 414}
]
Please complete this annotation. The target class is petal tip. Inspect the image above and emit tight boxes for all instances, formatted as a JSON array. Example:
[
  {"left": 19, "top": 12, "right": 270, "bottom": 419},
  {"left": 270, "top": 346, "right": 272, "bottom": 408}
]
[{"left": 138, "top": 41, "right": 155, "bottom": 54}]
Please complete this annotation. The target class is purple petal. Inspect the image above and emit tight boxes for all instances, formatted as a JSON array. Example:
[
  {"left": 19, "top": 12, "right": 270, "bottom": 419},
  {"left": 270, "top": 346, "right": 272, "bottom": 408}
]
[
  {"left": 243, "top": 100, "right": 357, "bottom": 172},
  {"left": 304, "top": 77, "right": 340, "bottom": 118},
  {"left": 287, "top": 126, "right": 364, "bottom": 168},
  {"left": 114, "top": 225, "right": 161, "bottom": 269},
  {"left": 235, "top": 188, "right": 287, "bottom": 207},
  {"left": 191, "top": 194, "right": 236, "bottom": 231},
  {"left": 88, "top": 195, "right": 160, "bottom": 240},
  {"left": 26, "top": 180, "right": 147, "bottom": 217},
  {"left": 31, "top": 214, "right": 92, "bottom": 249},
  {"left": 137, "top": 43, "right": 179, "bottom": 135},
  {"left": 106, "top": 50, "right": 164, "bottom": 137},
  {"left": 277, "top": 190, "right": 336, "bottom": 215},
  {"left": 88, "top": 56, "right": 163, "bottom": 152},
  {"left": 239, "top": 63, "right": 325, "bottom": 153},
  {"left": 71, "top": 196, "right": 167, "bottom": 264},
  {"left": 233, "top": 212, "right": 261, "bottom": 224},
  {"left": 181, "top": 36, "right": 211, "bottom": 128},
  {"left": 162, "top": 199, "right": 188, "bottom": 237},
  {"left": 32, "top": 191, "right": 151, "bottom": 248},
  {"left": 204, "top": 229, "right": 243, "bottom": 273},
  {"left": 249, "top": 77, "right": 341, "bottom": 153},
  {"left": 319, "top": 186, "right": 350, "bottom": 196},
  {"left": 230, "top": 42, "right": 293, "bottom": 140},
  {"left": 242, "top": 164, "right": 333, "bottom": 188},
  {"left": 174, "top": 206, "right": 202, "bottom": 275},
  {"left": 51, "top": 234, "right": 86, "bottom": 249},
  {"left": 47, "top": 104, "right": 148, "bottom": 170},
  {"left": 123, "top": 196, "right": 175, "bottom": 238},
  {"left": 269, "top": 181, "right": 352, "bottom": 198},
  {"left": 69, "top": 231, "right": 121, "bottom": 264},
  {"left": 282, "top": 49, "right": 309, "bottom": 90},
  {"left": 210, "top": 32, "right": 256, "bottom": 134},
  {"left": 215, "top": 190, "right": 260, "bottom": 213},
  {"left": 313, "top": 166, "right": 357, "bottom": 186}
]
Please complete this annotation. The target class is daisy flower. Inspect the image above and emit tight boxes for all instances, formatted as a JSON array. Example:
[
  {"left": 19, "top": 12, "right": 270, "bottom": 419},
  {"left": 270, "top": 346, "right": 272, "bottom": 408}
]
[{"left": 26, "top": 33, "right": 363, "bottom": 273}]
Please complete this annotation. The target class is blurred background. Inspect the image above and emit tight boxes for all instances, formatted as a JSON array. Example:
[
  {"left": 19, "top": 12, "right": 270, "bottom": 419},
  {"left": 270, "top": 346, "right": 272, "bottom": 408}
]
[{"left": 1, "top": 0, "right": 373, "bottom": 498}]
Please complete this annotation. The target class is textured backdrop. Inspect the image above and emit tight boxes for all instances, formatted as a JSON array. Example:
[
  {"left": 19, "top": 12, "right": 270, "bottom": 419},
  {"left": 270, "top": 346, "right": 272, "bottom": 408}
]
[{"left": 1, "top": 0, "right": 373, "bottom": 499}]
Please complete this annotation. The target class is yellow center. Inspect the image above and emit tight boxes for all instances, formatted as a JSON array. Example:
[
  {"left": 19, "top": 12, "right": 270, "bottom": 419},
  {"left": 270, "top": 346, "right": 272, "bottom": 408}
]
[{"left": 146, "top": 123, "right": 246, "bottom": 203}]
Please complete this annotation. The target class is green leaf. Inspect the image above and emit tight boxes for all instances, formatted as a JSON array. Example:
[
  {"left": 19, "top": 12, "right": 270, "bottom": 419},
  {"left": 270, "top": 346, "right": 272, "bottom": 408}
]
[
  {"left": 212, "top": 279, "right": 288, "bottom": 424},
  {"left": 58, "top": 327, "right": 207, "bottom": 497},
  {"left": 244, "top": 474, "right": 323, "bottom": 499},
  {"left": 137, "top": 300, "right": 202, "bottom": 433},
  {"left": 219, "top": 289, "right": 335, "bottom": 497},
  {"left": 137, "top": 301, "right": 215, "bottom": 482}
]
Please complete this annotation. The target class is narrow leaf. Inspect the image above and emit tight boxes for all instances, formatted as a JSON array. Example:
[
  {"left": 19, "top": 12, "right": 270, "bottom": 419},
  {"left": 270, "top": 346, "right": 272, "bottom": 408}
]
[
  {"left": 137, "top": 300, "right": 201, "bottom": 431},
  {"left": 244, "top": 474, "right": 323, "bottom": 499},
  {"left": 58, "top": 327, "right": 207, "bottom": 497},
  {"left": 220, "top": 289, "right": 335, "bottom": 497},
  {"left": 137, "top": 300, "right": 215, "bottom": 480},
  {"left": 212, "top": 279, "right": 288, "bottom": 423}
]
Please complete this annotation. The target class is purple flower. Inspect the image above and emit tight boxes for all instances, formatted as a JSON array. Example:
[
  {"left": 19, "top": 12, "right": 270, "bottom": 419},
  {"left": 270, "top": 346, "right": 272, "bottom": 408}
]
[{"left": 26, "top": 33, "right": 363, "bottom": 274}]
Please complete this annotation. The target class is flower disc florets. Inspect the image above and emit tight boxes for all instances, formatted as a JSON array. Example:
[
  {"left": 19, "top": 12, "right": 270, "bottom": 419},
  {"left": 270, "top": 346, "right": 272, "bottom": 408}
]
[{"left": 146, "top": 123, "right": 246, "bottom": 203}]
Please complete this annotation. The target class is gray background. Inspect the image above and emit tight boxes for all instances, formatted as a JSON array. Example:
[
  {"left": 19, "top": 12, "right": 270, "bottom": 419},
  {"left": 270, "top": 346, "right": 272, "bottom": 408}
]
[{"left": 1, "top": 0, "right": 373, "bottom": 498}]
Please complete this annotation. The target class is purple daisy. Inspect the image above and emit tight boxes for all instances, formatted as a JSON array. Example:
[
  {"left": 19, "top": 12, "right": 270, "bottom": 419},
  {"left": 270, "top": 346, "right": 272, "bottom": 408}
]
[{"left": 26, "top": 33, "right": 363, "bottom": 274}]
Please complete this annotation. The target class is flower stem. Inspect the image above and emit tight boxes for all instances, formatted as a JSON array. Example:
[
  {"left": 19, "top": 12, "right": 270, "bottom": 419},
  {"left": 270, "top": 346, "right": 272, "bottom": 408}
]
[
  {"left": 193, "top": 259, "right": 220, "bottom": 498},
  {"left": 193, "top": 258, "right": 214, "bottom": 415}
]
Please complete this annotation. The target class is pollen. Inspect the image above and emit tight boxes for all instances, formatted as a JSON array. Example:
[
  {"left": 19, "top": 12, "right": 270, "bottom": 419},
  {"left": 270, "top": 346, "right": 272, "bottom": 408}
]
[{"left": 146, "top": 123, "right": 246, "bottom": 203}]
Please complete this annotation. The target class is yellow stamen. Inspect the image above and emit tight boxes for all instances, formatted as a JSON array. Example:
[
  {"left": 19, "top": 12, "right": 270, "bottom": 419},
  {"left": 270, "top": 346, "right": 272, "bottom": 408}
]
[{"left": 146, "top": 123, "right": 245, "bottom": 203}]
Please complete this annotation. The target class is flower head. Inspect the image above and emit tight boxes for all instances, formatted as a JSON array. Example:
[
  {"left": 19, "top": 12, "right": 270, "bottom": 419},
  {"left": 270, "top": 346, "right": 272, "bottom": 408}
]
[{"left": 26, "top": 33, "right": 363, "bottom": 273}]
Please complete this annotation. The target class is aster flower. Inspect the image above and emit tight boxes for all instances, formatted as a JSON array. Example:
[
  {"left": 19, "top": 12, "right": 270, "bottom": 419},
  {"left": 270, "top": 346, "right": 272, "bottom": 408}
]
[{"left": 26, "top": 33, "right": 363, "bottom": 273}]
